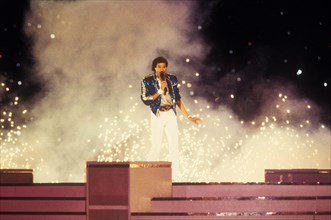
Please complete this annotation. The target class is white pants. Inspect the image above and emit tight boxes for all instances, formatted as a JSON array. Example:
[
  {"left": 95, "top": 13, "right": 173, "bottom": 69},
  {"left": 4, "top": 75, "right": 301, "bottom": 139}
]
[{"left": 148, "top": 110, "right": 180, "bottom": 178}]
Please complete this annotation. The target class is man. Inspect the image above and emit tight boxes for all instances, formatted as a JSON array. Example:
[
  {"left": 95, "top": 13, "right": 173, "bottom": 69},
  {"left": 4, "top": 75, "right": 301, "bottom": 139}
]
[{"left": 141, "top": 56, "right": 201, "bottom": 179}]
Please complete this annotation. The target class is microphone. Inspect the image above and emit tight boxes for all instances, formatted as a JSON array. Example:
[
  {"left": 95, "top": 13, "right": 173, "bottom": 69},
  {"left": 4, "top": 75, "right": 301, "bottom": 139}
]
[
  {"left": 160, "top": 72, "right": 167, "bottom": 94},
  {"left": 160, "top": 72, "right": 166, "bottom": 80}
]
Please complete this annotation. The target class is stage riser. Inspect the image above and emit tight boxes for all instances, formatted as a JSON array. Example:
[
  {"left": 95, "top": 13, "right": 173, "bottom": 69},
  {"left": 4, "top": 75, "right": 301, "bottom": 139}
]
[
  {"left": 3, "top": 184, "right": 330, "bottom": 198},
  {"left": 0, "top": 185, "right": 86, "bottom": 219},
  {"left": 173, "top": 184, "right": 331, "bottom": 197},
  {"left": 85, "top": 162, "right": 172, "bottom": 220},
  {"left": 1, "top": 167, "right": 330, "bottom": 220},
  {"left": 0, "top": 215, "right": 86, "bottom": 220},
  {"left": 2, "top": 215, "right": 331, "bottom": 220},
  {"left": 151, "top": 200, "right": 331, "bottom": 213},
  {"left": 265, "top": 169, "right": 331, "bottom": 184},
  {"left": 0, "top": 185, "right": 85, "bottom": 197},
  {"left": 0, "top": 200, "right": 85, "bottom": 212},
  {"left": 0, "top": 169, "right": 33, "bottom": 184},
  {"left": 131, "top": 215, "right": 331, "bottom": 220}
]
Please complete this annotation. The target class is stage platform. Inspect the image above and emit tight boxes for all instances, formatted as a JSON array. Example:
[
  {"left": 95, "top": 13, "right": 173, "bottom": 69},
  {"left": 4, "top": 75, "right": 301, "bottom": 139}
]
[{"left": 0, "top": 162, "right": 330, "bottom": 220}]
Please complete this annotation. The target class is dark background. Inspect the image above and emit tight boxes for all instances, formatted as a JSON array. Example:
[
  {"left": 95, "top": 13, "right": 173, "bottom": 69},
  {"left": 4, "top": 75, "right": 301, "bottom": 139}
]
[
  {"left": 195, "top": 0, "right": 329, "bottom": 124},
  {"left": 0, "top": 0, "right": 330, "bottom": 126}
]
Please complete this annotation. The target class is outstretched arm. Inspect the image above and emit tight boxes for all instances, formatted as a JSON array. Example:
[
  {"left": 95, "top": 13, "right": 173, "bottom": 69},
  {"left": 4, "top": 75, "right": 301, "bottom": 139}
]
[{"left": 176, "top": 99, "right": 202, "bottom": 124}]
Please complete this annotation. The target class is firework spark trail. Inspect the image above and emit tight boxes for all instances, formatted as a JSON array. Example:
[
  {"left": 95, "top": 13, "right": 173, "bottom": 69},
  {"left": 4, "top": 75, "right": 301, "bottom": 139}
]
[
  {"left": 0, "top": 81, "right": 43, "bottom": 172},
  {"left": 1, "top": 78, "right": 330, "bottom": 182},
  {"left": 1, "top": 1, "right": 330, "bottom": 183}
]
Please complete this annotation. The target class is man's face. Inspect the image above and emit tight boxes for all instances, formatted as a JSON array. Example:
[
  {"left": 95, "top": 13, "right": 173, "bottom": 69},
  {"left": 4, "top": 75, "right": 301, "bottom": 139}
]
[{"left": 154, "top": 63, "right": 167, "bottom": 76}]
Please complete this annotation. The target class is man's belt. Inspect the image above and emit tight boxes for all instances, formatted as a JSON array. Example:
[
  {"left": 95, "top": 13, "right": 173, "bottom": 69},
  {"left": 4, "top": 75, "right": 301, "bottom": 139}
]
[{"left": 159, "top": 105, "right": 173, "bottom": 112}]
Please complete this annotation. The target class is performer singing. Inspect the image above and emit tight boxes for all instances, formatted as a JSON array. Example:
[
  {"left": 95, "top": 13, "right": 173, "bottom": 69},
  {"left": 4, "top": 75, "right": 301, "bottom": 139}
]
[{"left": 140, "top": 56, "right": 201, "bottom": 179}]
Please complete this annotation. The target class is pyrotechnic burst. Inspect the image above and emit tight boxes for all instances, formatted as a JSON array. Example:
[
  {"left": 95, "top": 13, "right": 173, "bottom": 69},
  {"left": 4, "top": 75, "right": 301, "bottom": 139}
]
[
  {"left": 0, "top": 81, "right": 34, "bottom": 169},
  {"left": 1, "top": 74, "right": 329, "bottom": 183},
  {"left": 83, "top": 76, "right": 330, "bottom": 182}
]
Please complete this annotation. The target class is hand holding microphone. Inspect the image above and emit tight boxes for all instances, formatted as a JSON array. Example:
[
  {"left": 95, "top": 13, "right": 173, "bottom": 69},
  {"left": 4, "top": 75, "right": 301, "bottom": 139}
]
[{"left": 160, "top": 72, "right": 168, "bottom": 95}]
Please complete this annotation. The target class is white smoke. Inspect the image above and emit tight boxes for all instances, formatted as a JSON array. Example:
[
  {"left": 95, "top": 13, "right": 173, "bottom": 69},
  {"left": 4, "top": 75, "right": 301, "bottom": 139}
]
[
  {"left": 22, "top": 0, "right": 206, "bottom": 182},
  {"left": 6, "top": 0, "right": 328, "bottom": 183}
]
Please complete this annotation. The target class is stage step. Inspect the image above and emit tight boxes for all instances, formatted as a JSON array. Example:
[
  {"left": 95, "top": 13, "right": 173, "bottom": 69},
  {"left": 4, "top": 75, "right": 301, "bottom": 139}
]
[
  {"left": 0, "top": 184, "right": 86, "bottom": 220},
  {"left": 0, "top": 169, "right": 33, "bottom": 184},
  {"left": 0, "top": 183, "right": 85, "bottom": 197},
  {"left": 265, "top": 169, "right": 331, "bottom": 184},
  {"left": 0, "top": 214, "right": 86, "bottom": 220},
  {"left": 1, "top": 167, "right": 330, "bottom": 220},
  {"left": 131, "top": 212, "right": 331, "bottom": 220},
  {"left": 172, "top": 183, "right": 331, "bottom": 197},
  {"left": 132, "top": 183, "right": 331, "bottom": 220},
  {"left": 150, "top": 196, "right": 331, "bottom": 213}
]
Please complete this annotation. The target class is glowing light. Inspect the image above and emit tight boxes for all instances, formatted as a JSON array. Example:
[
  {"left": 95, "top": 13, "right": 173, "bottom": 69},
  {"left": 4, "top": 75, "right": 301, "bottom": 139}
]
[
  {"left": 230, "top": 94, "right": 234, "bottom": 99},
  {"left": 185, "top": 58, "right": 190, "bottom": 63},
  {"left": 296, "top": 69, "right": 303, "bottom": 75},
  {"left": 195, "top": 72, "right": 199, "bottom": 77},
  {"left": 323, "top": 82, "right": 328, "bottom": 87},
  {"left": 50, "top": 34, "right": 56, "bottom": 39}
]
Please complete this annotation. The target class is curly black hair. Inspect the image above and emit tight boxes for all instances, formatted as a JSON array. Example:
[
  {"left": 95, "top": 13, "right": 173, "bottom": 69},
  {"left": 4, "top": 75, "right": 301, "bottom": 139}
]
[{"left": 151, "top": 56, "right": 168, "bottom": 71}]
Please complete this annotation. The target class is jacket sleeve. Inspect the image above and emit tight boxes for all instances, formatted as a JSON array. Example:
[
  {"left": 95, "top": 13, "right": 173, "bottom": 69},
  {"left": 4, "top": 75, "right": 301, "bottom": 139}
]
[
  {"left": 141, "top": 78, "right": 154, "bottom": 106},
  {"left": 171, "top": 75, "right": 181, "bottom": 101}
]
